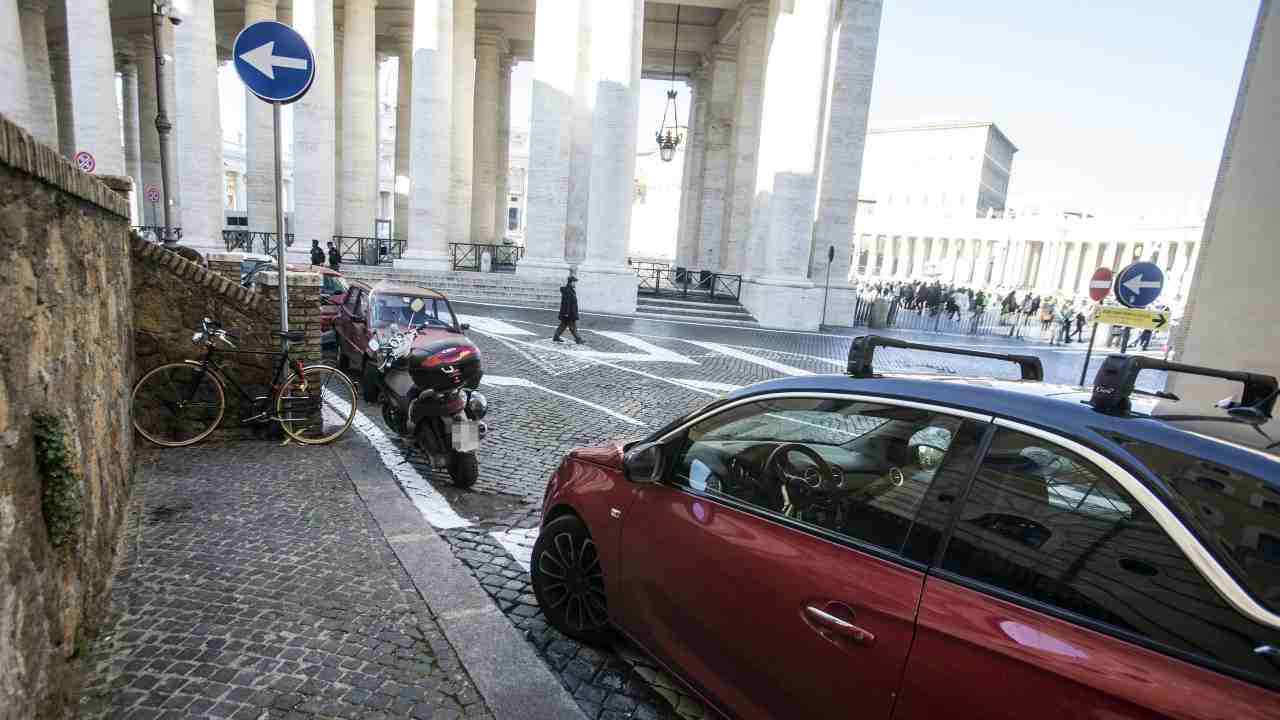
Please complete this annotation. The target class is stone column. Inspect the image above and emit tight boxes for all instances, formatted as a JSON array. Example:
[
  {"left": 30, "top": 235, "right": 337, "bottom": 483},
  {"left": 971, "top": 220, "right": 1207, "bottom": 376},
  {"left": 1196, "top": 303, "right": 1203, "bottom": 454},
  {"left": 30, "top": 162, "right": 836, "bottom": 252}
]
[
  {"left": 912, "top": 236, "right": 928, "bottom": 280},
  {"left": 117, "top": 49, "right": 144, "bottom": 224},
  {"left": 48, "top": 38, "right": 72, "bottom": 156},
  {"left": 577, "top": 0, "right": 642, "bottom": 314},
  {"left": 402, "top": 0, "right": 454, "bottom": 268},
  {"left": 471, "top": 28, "right": 505, "bottom": 243},
  {"left": 339, "top": 0, "right": 378, "bottom": 238},
  {"left": 810, "top": 0, "right": 881, "bottom": 324},
  {"left": 1, "top": 0, "right": 30, "bottom": 130},
  {"left": 721, "top": 1, "right": 768, "bottom": 275},
  {"left": 394, "top": 31, "right": 412, "bottom": 240},
  {"left": 563, "top": 0, "right": 594, "bottom": 264},
  {"left": 696, "top": 45, "right": 737, "bottom": 271},
  {"left": 334, "top": 26, "right": 344, "bottom": 227},
  {"left": 294, "top": 0, "right": 337, "bottom": 259},
  {"left": 494, "top": 54, "right": 512, "bottom": 241},
  {"left": 449, "top": 0, "right": 475, "bottom": 245},
  {"left": 740, "top": 0, "right": 838, "bottom": 329},
  {"left": 244, "top": 0, "right": 277, "bottom": 234},
  {"left": 174, "top": 0, "right": 222, "bottom": 250},
  {"left": 63, "top": 0, "right": 122, "bottom": 174},
  {"left": 134, "top": 34, "right": 162, "bottom": 225},
  {"left": 520, "top": 0, "right": 579, "bottom": 276},
  {"left": 18, "top": 0, "right": 56, "bottom": 146},
  {"left": 674, "top": 66, "right": 708, "bottom": 269}
]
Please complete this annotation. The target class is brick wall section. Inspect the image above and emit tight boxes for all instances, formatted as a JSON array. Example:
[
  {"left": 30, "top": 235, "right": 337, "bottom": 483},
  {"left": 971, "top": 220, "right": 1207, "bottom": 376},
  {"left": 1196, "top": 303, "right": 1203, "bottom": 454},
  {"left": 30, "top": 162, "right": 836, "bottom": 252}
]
[
  {"left": 0, "top": 113, "right": 135, "bottom": 720},
  {"left": 131, "top": 239, "right": 323, "bottom": 425}
]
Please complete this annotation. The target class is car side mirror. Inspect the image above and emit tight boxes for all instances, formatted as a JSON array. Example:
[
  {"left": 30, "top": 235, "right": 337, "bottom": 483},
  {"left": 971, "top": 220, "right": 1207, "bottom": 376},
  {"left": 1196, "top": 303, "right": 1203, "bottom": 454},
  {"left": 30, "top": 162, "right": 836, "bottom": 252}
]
[
  {"left": 460, "top": 323, "right": 470, "bottom": 331},
  {"left": 623, "top": 442, "right": 664, "bottom": 483},
  {"left": 911, "top": 444, "right": 946, "bottom": 470}
]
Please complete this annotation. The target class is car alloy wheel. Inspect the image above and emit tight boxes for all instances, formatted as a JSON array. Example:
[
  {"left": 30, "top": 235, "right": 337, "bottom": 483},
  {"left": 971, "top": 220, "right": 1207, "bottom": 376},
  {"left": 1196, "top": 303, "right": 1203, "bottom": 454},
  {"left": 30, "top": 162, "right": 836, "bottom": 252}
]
[{"left": 531, "top": 515, "right": 612, "bottom": 644}]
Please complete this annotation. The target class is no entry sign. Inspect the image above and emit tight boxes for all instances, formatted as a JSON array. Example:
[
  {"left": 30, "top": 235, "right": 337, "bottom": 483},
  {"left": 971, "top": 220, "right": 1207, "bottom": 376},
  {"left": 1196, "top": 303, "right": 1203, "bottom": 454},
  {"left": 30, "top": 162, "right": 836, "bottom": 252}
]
[
  {"left": 1088, "top": 267, "right": 1113, "bottom": 302},
  {"left": 144, "top": 185, "right": 161, "bottom": 203},
  {"left": 74, "top": 150, "right": 96, "bottom": 174}
]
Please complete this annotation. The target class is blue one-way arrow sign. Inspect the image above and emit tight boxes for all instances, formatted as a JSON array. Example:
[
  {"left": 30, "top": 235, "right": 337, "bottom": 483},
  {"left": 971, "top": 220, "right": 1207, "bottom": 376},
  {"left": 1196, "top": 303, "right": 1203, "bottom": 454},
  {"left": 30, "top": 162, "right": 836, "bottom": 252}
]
[
  {"left": 232, "top": 21, "right": 315, "bottom": 104},
  {"left": 1114, "top": 261, "right": 1165, "bottom": 308}
]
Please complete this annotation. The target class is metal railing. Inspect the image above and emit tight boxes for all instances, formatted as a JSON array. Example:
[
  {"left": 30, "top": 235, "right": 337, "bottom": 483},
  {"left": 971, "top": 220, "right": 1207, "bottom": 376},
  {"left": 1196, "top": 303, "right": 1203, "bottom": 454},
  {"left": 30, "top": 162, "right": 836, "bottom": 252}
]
[
  {"left": 133, "top": 226, "right": 183, "bottom": 244},
  {"left": 634, "top": 265, "right": 743, "bottom": 302},
  {"left": 449, "top": 243, "right": 525, "bottom": 272},
  {"left": 335, "top": 236, "right": 405, "bottom": 265},
  {"left": 222, "top": 230, "right": 294, "bottom": 256},
  {"left": 849, "top": 295, "right": 1028, "bottom": 337},
  {"left": 627, "top": 258, "right": 671, "bottom": 275}
]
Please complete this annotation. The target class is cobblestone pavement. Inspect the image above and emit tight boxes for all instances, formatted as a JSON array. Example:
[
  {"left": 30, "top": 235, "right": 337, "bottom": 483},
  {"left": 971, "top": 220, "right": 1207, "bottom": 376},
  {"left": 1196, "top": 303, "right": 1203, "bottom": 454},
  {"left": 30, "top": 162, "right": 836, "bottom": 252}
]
[
  {"left": 326, "top": 303, "right": 1171, "bottom": 720},
  {"left": 80, "top": 441, "right": 493, "bottom": 720}
]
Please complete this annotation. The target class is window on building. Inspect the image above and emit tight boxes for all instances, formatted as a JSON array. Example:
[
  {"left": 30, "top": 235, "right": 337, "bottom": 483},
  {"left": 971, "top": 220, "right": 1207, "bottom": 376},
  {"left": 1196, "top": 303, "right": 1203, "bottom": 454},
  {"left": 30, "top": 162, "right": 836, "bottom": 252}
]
[{"left": 508, "top": 207, "right": 519, "bottom": 231}]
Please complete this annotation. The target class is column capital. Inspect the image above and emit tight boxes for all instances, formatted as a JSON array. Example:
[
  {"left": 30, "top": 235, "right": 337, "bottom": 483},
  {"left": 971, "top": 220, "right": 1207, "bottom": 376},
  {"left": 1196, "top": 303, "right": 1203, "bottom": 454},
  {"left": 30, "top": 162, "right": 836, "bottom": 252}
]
[
  {"left": 18, "top": 0, "right": 50, "bottom": 14},
  {"left": 738, "top": 0, "right": 770, "bottom": 20},
  {"left": 475, "top": 27, "right": 508, "bottom": 54},
  {"left": 705, "top": 42, "right": 737, "bottom": 65}
]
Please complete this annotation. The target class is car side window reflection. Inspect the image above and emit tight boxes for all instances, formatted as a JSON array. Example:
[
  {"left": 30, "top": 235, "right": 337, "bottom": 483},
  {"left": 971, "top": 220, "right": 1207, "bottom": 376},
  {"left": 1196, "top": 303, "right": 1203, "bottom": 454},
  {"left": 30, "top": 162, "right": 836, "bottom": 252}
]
[
  {"left": 671, "top": 397, "right": 966, "bottom": 557},
  {"left": 941, "top": 428, "right": 1280, "bottom": 688}
]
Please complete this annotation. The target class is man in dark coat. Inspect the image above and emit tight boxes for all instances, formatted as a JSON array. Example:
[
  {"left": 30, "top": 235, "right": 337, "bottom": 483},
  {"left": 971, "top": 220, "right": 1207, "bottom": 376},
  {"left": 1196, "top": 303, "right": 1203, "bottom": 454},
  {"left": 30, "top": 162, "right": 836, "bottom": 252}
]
[
  {"left": 326, "top": 241, "right": 341, "bottom": 271},
  {"left": 553, "top": 275, "right": 583, "bottom": 344},
  {"left": 310, "top": 239, "right": 325, "bottom": 266}
]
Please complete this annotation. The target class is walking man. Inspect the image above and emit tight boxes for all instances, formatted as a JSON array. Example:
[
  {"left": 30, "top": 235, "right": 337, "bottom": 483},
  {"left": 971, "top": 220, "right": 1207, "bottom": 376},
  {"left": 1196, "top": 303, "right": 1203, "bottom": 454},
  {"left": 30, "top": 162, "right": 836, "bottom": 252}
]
[
  {"left": 310, "top": 239, "right": 325, "bottom": 266},
  {"left": 553, "top": 275, "right": 584, "bottom": 344},
  {"left": 326, "top": 241, "right": 341, "bottom": 271}
]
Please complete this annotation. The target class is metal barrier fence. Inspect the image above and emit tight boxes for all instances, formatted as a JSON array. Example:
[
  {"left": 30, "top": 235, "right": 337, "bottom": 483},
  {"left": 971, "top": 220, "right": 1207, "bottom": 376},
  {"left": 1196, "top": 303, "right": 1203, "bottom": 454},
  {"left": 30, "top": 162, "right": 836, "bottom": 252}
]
[
  {"left": 222, "top": 230, "right": 294, "bottom": 256},
  {"left": 133, "top": 226, "right": 182, "bottom": 244},
  {"left": 851, "top": 296, "right": 1030, "bottom": 337},
  {"left": 335, "top": 235, "right": 404, "bottom": 265},
  {"left": 627, "top": 259, "right": 671, "bottom": 275},
  {"left": 634, "top": 266, "right": 743, "bottom": 302},
  {"left": 448, "top": 243, "right": 524, "bottom": 272}
]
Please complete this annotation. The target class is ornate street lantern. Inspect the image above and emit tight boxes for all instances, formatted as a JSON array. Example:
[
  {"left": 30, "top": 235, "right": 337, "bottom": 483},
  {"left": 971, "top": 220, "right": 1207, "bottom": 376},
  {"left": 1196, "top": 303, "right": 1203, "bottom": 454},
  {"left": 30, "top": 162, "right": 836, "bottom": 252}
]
[{"left": 655, "top": 6, "right": 685, "bottom": 163}]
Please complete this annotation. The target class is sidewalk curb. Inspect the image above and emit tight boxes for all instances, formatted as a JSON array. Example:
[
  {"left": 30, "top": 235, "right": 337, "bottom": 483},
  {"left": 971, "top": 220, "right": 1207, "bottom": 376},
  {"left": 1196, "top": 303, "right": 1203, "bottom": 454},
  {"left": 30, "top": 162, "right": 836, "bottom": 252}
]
[{"left": 329, "top": 438, "right": 587, "bottom": 720}]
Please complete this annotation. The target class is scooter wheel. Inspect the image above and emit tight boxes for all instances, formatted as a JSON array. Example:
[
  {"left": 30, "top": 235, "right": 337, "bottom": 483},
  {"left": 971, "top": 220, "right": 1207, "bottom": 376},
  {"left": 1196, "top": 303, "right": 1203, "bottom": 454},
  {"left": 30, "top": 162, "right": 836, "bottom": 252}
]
[{"left": 449, "top": 452, "right": 479, "bottom": 489}]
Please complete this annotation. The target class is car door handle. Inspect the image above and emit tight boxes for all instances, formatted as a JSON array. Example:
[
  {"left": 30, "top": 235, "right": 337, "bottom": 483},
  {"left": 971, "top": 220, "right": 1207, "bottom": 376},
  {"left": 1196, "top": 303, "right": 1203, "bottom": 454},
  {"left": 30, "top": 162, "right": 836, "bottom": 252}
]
[{"left": 804, "top": 604, "right": 876, "bottom": 646}]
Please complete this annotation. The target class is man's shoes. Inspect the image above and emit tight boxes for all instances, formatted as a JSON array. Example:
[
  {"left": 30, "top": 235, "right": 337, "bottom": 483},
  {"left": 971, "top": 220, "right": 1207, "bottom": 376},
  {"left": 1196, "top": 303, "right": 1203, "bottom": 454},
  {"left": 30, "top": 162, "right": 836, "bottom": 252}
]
[
  {"left": 574, "top": 339, "right": 585, "bottom": 345},
  {"left": 552, "top": 337, "right": 564, "bottom": 343}
]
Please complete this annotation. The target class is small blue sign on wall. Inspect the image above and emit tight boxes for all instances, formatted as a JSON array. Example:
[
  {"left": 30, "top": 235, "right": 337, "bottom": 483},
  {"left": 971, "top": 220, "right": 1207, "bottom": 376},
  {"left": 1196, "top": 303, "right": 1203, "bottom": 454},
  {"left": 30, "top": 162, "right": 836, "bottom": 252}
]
[{"left": 232, "top": 21, "right": 315, "bottom": 104}]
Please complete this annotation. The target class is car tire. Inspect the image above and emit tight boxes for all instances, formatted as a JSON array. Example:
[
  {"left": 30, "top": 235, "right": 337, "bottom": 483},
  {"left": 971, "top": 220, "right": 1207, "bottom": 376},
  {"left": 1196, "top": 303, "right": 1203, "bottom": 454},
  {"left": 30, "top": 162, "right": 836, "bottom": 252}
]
[
  {"left": 531, "top": 514, "right": 613, "bottom": 645},
  {"left": 448, "top": 452, "right": 479, "bottom": 489},
  {"left": 361, "top": 361, "right": 380, "bottom": 403}
]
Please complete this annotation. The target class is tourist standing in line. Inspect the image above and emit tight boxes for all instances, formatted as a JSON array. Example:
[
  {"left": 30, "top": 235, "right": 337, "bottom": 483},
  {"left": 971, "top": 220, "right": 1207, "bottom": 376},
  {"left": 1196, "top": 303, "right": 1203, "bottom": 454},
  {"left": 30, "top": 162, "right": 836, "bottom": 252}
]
[
  {"left": 553, "top": 275, "right": 584, "bottom": 344},
  {"left": 327, "top": 241, "right": 341, "bottom": 271},
  {"left": 310, "top": 239, "right": 325, "bottom": 266}
]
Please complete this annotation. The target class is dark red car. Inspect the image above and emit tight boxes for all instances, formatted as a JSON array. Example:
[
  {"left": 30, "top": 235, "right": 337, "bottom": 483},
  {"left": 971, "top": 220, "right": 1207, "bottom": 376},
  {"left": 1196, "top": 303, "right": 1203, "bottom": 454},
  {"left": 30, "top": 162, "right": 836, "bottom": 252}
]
[
  {"left": 331, "top": 281, "right": 466, "bottom": 382},
  {"left": 532, "top": 337, "right": 1280, "bottom": 719}
]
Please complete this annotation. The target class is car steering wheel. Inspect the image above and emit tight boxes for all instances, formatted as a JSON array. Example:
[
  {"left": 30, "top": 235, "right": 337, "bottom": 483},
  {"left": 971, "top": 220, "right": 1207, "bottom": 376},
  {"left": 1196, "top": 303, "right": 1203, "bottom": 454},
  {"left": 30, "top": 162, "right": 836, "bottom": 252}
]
[{"left": 764, "top": 443, "right": 836, "bottom": 515}]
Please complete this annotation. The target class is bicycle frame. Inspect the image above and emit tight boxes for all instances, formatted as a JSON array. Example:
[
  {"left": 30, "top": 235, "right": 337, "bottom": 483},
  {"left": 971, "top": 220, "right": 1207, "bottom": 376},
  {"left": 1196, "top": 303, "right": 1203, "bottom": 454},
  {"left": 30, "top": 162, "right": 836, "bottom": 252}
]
[{"left": 181, "top": 344, "right": 309, "bottom": 423}]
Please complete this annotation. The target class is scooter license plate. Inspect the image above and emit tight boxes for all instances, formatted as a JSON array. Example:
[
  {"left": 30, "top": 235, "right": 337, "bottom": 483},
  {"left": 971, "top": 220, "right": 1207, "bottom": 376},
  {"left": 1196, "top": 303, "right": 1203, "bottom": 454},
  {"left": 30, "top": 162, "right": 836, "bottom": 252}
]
[{"left": 452, "top": 420, "right": 480, "bottom": 451}]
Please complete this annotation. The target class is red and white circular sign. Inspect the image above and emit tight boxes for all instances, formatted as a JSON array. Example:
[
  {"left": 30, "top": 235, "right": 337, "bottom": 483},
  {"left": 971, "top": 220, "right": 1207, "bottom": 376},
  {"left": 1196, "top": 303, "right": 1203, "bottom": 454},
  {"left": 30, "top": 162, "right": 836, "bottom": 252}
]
[
  {"left": 144, "top": 185, "right": 161, "bottom": 203},
  {"left": 1089, "top": 267, "right": 1114, "bottom": 302},
  {"left": 74, "top": 150, "right": 96, "bottom": 174}
]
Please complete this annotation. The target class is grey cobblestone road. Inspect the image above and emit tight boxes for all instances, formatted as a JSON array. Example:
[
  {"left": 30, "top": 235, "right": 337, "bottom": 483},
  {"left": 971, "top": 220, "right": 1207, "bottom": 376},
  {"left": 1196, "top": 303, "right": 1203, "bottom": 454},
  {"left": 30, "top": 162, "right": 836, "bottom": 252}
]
[{"left": 81, "top": 442, "right": 492, "bottom": 720}]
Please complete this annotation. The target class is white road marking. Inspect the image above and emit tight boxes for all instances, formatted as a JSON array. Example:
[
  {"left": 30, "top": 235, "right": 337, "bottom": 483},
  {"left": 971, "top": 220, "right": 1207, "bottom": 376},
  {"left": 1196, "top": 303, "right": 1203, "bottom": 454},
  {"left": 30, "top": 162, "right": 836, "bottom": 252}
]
[
  {"left": 458, "top": 315, "right": 534, "bottom": 336},
  {"left": 483, "top": 375, "right": 646, "bottom": 427},
  {"left": 323, "top": 390, "right": 471, "bottom": 529},
  {"left": 586, "top": 331, "right": 699, "bottom": 364},
  {"left": 683, "top": 340, "right": 815, "bottom": 376},
  {"left": 672, "top": 378, "right": 742, "bottom": 393},
  {"left": 490, "top": 528, "right": 538, "bottom": 572}
]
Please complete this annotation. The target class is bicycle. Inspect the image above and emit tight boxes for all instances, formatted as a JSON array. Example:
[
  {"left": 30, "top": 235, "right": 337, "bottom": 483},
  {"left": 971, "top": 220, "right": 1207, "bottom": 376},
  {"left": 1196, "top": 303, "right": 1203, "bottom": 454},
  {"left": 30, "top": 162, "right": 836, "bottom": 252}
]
[{"left": 131, "top": 318, "right": 357, "bottom": 447}]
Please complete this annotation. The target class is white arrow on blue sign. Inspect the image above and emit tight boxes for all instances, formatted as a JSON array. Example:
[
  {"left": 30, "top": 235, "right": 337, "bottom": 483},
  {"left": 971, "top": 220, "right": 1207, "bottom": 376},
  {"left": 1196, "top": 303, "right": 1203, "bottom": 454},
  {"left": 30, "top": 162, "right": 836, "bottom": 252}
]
[
  {"left": 1113, "top": 261, "right": 1165, "bottom": 308},
  {"left": 232, "top": 21, "right": 315, "bottom": 104}
]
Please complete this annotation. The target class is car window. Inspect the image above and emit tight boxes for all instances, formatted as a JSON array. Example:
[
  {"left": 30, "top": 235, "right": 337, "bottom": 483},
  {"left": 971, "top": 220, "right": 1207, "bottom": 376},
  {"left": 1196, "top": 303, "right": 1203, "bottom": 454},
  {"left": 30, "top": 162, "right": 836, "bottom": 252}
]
[
  {"left": 941, "top": 427, "right": 1280, "bottom": 689},
  {"left": 432, "top": 299, "right": 457, "bottom": 327},
  {"left": 671, "top": 397, "right": 968, "bottom": 557},
  {"left": 344, "top": 288, "right": 362, "bottom": 314}
]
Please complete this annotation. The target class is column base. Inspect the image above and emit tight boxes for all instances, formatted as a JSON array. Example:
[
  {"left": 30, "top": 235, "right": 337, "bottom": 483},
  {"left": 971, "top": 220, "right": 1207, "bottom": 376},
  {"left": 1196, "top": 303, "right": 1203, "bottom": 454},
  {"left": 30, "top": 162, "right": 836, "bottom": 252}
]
[
  {"left": 517, "top": 257, "right": 574, "bottom": 283},
  {"left": 575, "top": 263, "right": 639, "bottom": 315},
  {"left": 394, "top": 253, "right": 452, "bottom": 271},
  {"left": 738, "top": 276, "right": 825, "bottom": 331}
]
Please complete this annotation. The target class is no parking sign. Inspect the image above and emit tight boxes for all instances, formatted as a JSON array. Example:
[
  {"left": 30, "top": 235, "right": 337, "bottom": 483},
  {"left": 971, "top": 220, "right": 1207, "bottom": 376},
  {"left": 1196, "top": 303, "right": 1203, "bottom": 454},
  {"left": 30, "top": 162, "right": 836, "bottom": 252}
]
[{"left": 74, "top": 150, "right": 95, "bottom": 173}]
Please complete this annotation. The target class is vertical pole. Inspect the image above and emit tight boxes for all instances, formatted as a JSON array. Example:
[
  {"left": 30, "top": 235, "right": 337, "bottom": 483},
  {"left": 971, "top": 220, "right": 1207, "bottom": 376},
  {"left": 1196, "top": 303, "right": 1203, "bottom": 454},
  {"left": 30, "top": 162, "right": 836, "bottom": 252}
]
[
  {"left": 152, "top": 3, "right": 177, "bottom": 247},
  {"left": 275, "top": 102, "right": 290, "bottom": 353},
  {"left": 821, "top": 261, "right": 832, "bottom": 330},
  {"left": 1079, "top": 323, "right": 1098, "bottom": 386}
]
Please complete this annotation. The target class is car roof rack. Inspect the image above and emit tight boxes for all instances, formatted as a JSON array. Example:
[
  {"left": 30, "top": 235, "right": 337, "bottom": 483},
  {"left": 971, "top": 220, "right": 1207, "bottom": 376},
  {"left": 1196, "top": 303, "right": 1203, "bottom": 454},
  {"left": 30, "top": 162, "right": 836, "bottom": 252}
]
[
  {"left": 1089, "top": 354, "right": 1279, "bottom": 419},
  {"left": 847, "top": 335, "right": 1045, "bottom": 381}
]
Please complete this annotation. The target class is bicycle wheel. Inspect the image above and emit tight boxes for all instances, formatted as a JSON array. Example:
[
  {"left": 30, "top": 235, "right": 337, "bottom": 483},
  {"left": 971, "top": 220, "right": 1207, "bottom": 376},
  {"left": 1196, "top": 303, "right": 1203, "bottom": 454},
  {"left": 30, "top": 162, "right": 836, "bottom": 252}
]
[
  {"left": 131, "top": 363, "right": 226, "bottom": 447},
  {"left": 276, "top": 364, "right": 357, "bottom": 445}
]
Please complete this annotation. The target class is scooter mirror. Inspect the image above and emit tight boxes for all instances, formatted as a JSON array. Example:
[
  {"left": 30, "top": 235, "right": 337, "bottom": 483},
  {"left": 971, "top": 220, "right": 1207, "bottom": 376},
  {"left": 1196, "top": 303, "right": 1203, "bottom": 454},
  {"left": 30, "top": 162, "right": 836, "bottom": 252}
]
[
  {"left": 410, "top": 298, "right": 426, "bottom": 313},
  {"left": 368, "top": 338, "right": 381, "bottom": 353}
]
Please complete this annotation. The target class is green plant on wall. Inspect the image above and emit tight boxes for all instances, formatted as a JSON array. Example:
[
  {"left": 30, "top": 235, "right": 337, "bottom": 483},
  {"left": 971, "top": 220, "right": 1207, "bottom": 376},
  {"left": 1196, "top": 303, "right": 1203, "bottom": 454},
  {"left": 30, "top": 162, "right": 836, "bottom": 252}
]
[{"left": 33, "top": 414, "right": 82, "bottom": 551}]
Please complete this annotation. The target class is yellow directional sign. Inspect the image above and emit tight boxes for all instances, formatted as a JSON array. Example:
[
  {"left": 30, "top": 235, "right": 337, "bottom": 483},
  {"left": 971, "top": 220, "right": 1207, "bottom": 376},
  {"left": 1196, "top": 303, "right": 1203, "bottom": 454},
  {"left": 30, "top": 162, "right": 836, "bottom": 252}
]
[{"left": 1094, "top": 306, "right": 1169, "bottom": 330}]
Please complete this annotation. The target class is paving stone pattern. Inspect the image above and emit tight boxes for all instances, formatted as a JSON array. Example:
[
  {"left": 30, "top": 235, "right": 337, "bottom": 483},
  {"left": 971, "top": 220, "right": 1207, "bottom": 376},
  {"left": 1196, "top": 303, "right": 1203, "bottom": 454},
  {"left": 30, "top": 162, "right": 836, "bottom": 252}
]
[{"left": 80, "top": 442, "right": 493, "bottom": 720}]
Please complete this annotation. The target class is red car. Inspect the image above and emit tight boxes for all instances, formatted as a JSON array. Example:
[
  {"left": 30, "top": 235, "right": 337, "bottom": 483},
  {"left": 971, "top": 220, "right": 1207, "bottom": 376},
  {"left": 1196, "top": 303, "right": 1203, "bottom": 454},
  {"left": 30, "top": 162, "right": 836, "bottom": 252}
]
[{"left": 531, "top": 337, "right": 1280, "bottom": 719}]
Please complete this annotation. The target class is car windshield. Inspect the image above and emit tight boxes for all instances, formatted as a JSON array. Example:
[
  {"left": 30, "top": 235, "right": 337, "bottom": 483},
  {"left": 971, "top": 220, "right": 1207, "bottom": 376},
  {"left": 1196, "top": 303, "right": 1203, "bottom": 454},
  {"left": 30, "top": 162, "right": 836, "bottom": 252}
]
[
  {"left": 322, "top": 274, "right": 349, "bottom": 296},
  {"left": 699, "top": 399, "right": 916, "bottom": 447},
  {"left": 367, "top": 292, "right": 455, "bottom": 330}
]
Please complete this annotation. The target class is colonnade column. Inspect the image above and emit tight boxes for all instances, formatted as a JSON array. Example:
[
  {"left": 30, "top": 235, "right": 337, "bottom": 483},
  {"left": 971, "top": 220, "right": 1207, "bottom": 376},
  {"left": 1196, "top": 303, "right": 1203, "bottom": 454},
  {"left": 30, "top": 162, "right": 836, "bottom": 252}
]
[
  {"left": 18, "top": 0, "right": 56, "bottom": 146},
  {"left": 449, "top": 0, "right": 475, "bottom": 245},
  {"left": 64, "top": 0, "right": 122, "bottom": 174},
  {"left": 294, "top": 0, "right": 337, "bottom": 256},
  {"left": 471, "top": 28, "right": 504, "bottom": 243},
  {"left": 563, "top": 0, "right": 594, "bottom": 264},
  {"left": 720, "top": 1, "right": 768, "bottom": 275},
  {"left": 912, "top": 236, "right": 929, "bottom": 281},
  {"left": 394, "top": 31, "right": 412, "bottom": 241},
  {"left": 695, "top": 45, "right": 737, "bottom": 270},
  {"left": 494, "top": 54, "right": 512, "bottom": 241},
  {"left": 811, "top": 0, "right": 882, "bottom": 320},
  {"left": 174, "top": 0, "right": 222, "bottom": 250},
  {"left": 0, "top": 0, "right": 30, "bottom": 131},
  {"left": 339, "top": 0, "right": 378, "bottom": 238},
  {"left": 244, "top": 0, "right": 277, "bottom": 234},
  {"left": 741, "top": 0, "right": 837, "bottom": 328},
  {"left": 117, "top": 49, "right": 144, "bottom": 223},
  {"left": 520, "top": 0, "right": 579, "bottom": 275},
  {"left": 134, "top": 35, "right": 162, "bottom": 225},
  {"left": 402, "top": 0, "right": 453, "bottom": 267},
  {"left": 577, "top": 0, "right": 643, "bottom": 314},
  {"left": 674, "top": 66, "right": 708, "bottom": 269}
]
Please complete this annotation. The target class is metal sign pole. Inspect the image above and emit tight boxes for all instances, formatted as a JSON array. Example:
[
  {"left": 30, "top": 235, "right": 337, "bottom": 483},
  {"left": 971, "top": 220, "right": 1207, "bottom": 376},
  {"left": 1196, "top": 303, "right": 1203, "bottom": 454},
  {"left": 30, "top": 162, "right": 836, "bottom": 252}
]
[
  {"left": 1079, "top": 323, "right": 1098, "bottom": 386},
  {"left": 820, "top": 245, "right": 834, "bottom": 331},
  {"left": 274, "top": 101, "right": 289, "bottom": 352}
]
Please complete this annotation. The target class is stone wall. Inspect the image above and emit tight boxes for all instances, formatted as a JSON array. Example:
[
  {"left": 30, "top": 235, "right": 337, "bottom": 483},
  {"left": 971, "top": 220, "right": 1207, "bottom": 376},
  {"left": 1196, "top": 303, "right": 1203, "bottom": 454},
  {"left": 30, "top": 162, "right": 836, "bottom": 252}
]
[
  {"left": 131, "top": 243, "right": 324, "bottom": 428},
  {"left": 0, "top": 114, "right": 135, "bottom": 719}
]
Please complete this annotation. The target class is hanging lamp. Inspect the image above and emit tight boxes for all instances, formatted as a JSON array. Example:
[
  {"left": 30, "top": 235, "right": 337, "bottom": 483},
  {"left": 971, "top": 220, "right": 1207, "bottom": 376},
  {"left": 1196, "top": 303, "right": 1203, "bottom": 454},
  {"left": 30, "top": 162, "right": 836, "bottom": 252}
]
[{"left": 655, "top": 5, "right": 686, "bottom": 162}]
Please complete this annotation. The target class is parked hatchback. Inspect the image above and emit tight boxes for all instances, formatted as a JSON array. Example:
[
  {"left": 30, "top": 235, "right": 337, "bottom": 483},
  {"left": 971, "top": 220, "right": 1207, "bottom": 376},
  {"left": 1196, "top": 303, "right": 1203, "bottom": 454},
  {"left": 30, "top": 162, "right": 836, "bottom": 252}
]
[{"left": 532, "top": 336, "right": 1280, "bottom": 719}]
